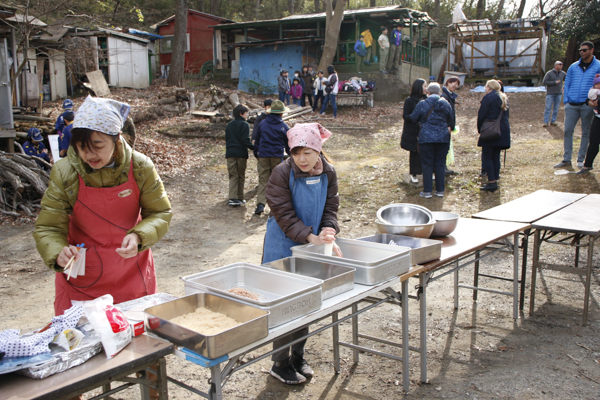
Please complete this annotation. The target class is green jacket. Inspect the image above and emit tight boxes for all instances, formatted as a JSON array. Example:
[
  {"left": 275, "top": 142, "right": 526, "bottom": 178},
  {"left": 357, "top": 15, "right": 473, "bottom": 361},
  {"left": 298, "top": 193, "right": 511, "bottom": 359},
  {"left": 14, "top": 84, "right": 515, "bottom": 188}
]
[
  {"left": 34, "top": 138, "right": 172, "bottom": 271},
  {"left": 225, "top": 117, "right": 254, "bottom": 159}
]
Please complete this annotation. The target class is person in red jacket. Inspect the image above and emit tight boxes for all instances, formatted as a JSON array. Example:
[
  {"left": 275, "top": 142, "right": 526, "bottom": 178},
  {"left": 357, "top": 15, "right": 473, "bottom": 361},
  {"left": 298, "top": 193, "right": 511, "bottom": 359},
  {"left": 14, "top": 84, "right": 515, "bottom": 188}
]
[{"left": 289, "top": 78, "right": 303, "bottom": 106}]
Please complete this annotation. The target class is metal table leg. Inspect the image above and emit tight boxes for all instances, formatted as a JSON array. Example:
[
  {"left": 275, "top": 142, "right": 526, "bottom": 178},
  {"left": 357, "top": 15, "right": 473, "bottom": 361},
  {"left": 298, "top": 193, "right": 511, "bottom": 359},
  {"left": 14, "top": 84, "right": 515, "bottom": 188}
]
[
  {"left": 209, "top": 365, "right": 223, "bottom": 400},
  {"left": 473, "top": 250, "right": 480, "bottom": 301},
  {"left": 513, "top": 232, "right": 519, "bottom": 320},
  {"left": 401, "top": 279, "right": 409, "bottom": 392},
  {"left": 332, "top": 312, "right": 340, "bottom": 373},
  {"left": 520, "top": 229, "right": 531, "bottom": 310},
  {"left": 351, "top": 304, "right": 359, "bottom": 363},
  {"left": 583, "top": 236, "right": 595, "bottom": 326},
  {"left": 454, "top": 260, "right": 459, "bottom": 309},
  {"left": 156, "top": 357, "right": 168, "bottom": 400},
  {"left": 529, "top": 230, "right": 541, "bottom": 315},
  {"left": 419, "top": 274, "right": 427, "bottom": 384}
]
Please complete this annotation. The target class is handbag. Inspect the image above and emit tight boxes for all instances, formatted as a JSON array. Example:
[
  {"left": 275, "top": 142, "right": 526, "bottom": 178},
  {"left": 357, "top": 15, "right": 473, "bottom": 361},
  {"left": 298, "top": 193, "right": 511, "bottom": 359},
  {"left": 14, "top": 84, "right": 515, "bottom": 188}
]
[{"left": 480, "top": 109, "right": 503, "bottom": 141}]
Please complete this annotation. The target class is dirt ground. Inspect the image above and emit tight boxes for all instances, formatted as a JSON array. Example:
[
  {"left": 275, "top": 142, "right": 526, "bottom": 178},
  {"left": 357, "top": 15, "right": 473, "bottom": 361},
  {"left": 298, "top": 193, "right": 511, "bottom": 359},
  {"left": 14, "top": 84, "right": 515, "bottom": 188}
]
[{"left": 1, "top": 86, "right": 600, "bottom": 399}]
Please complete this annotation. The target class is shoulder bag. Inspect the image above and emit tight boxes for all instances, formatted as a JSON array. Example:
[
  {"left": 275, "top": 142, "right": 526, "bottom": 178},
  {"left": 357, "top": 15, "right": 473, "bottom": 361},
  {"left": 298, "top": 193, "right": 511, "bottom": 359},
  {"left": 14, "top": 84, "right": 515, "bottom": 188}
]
[{"left": 480, "top": 109, "right": 503, "bottom": 141}]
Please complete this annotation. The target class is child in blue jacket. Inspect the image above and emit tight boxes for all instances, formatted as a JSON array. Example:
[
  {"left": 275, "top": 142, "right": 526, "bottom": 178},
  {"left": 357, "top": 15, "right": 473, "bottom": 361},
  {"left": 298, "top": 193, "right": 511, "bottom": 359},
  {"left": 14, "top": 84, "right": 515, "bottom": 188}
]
[
  {"left": 54, "top": 99, "right": 74, "bottom": 135},
  {"left": 24, "top": 127, "right": 50, "bottom": 169}
]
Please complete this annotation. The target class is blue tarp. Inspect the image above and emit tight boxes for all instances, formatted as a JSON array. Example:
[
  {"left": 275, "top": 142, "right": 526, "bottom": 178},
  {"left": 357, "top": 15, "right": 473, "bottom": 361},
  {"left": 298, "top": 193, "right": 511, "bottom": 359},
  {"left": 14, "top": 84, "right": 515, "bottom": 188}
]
[
  {"left": 470, "top": 85, "right": 546, "bottom": 93},
  {"left": 238, "top": 45, "right": 303, "bottom": 94}
]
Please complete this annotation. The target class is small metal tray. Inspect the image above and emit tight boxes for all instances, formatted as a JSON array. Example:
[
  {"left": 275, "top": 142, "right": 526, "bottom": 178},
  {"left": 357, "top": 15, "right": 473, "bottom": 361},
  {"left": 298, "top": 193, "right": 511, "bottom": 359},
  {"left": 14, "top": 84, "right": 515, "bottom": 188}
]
[
  {"left": 262, "top": 257, "right": 355, "bottom": 300},
  {"left": 144, "top": 293, "right": 269, "bottom": 359},
  {"left": 182, "top": 263, "right": 323, "bottom": 328},
  {"left": 357, "top": 234, "right": 442, "bottom": 265},
  {"left": 291, "top": 238, "right": 411, "bottom": 285}
]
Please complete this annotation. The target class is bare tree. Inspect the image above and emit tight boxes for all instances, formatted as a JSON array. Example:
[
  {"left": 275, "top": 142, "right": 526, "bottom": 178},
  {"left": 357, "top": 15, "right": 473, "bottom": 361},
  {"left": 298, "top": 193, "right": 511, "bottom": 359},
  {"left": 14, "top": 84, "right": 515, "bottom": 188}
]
[
  {"left": 494, "top": 0, "right": 505, "bottom": 19},
  {"left": 515, "top": 0, "right": 526, "bottom": 18},
  {"left": 317, "top": 0, "right": 346, "bottom": 73},
  {"left": 476, "top": 0, "right": 485, "bottom": 18},
  {"left": 255, "top": 0, "right": 260, "bottom": 19},
  {"left": 210, "top": 0, "right": 219, "bottom": 15},
  {"left": 434, "top": 0, "right": 440, "bottom": 20},
  {"left": 167, "top": 0, "right": 188, "bottom": 87},
  {"left": 370, "top": 0, "right": 377, "bottom": 7},
  {"left": 288, "top": 0, "right": 295, "bottom": 14},
  {"left": 314, "top": 0, "right": 320, "bottom": 13}
]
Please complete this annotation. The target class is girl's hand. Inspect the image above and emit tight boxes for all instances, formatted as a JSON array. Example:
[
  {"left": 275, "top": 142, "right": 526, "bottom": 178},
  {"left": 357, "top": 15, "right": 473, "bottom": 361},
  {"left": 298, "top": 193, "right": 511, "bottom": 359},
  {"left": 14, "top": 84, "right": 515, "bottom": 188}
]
[
  {"left": 308, "top": 228, "right": 337, "bottom": 246},
  {"left": 57, "top": 245, "right": 81, "bottom": 268},
  {"left": 116, "top": 233, "right": 141, "bottom": 259},
  {"left": 332, "top": 242, "right": 343, "bottom": 257}
]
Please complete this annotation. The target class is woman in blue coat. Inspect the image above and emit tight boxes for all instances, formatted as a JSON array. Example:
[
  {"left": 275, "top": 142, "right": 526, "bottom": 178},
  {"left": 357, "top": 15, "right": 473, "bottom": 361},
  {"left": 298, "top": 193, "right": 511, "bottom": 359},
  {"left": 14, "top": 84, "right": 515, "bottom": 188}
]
[{"left": 477, "top": 80, "right": 510, "bottom": 192}]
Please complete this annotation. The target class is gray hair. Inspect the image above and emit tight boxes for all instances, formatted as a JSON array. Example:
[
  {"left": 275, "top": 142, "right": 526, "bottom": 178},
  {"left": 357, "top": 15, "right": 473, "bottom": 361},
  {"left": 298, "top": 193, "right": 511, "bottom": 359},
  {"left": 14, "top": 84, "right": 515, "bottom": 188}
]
[{"left": 427, "top": 83, "right": 441, "bottom": 95}]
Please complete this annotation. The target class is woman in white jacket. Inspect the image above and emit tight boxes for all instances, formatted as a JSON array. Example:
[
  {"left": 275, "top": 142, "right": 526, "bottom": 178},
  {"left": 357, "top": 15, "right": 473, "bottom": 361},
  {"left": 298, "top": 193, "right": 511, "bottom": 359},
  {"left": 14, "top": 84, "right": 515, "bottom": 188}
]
[
  {"left": 319, "top": 65, "right": 339, "bottom": 118},
  {"left": 312, "top": 71, "right": 328, "bottom": 112}
]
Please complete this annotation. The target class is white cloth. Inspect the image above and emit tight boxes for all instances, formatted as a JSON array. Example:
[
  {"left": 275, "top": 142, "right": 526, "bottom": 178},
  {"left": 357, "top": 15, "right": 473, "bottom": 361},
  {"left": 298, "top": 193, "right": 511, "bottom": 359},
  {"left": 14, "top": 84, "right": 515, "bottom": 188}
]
[
  {"left": 588, "top": 88, "right": 600, "bottom": 101},
  {"left": 73, "top": 96, "right": 131, "bottom": 136},
  {"left": 0, "top": 306, "right": 83, "bottom": 358}
]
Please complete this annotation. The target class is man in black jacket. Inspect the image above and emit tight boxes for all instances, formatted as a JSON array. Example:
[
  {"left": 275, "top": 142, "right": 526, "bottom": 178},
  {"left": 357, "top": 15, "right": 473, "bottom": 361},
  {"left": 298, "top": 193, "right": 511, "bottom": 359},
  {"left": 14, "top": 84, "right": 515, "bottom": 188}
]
[{"left": 225, "top": 105, "right": 254, "bottom": 206}]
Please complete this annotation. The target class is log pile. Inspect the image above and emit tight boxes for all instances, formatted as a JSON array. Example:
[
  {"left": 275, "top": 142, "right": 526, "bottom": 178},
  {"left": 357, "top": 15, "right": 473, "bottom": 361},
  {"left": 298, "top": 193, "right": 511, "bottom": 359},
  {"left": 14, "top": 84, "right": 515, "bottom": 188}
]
[
  {"left": 12, "top": 114, "right": 55, "bottom": 138},
  {"left": 0, "top": 151, "right": 50, "bottom": 218},
  {"left": 131, "top": 86, "right": 191, "bottom": 124}
]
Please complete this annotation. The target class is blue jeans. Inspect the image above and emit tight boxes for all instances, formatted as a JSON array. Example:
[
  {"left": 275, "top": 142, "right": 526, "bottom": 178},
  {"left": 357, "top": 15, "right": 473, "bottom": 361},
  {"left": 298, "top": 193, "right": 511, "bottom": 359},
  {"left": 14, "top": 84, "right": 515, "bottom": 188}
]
[
  {"left": 563, "top": 103, "right": 594, "bottom": 162},
  {"left": 278, "top": 91, "right": 290, "bottom": 105},
  {"left": 543, "top": 94, "right": 562, "bottom": 124},
  {"left": 293, "top": 98, "right": 301, "bottom": 106},
  {"left": 320, "top": 94, "right": 337, "bottom": 117},
  {"left": 419, "top": 142, "right": 449, "bottom": 193}
]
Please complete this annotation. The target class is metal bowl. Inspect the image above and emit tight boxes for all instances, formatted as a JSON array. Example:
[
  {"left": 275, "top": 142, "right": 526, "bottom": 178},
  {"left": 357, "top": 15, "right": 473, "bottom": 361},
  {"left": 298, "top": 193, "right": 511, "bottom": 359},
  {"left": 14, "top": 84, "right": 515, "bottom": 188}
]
[
  {"left": 375, "top": 219, "right": 435, "bottom": 238},
  {"left": 431, "top": 212, "right": 459, "bottom": 237},
  {"left": 377, "top": 204, "right": 434, "bottom": 226}
]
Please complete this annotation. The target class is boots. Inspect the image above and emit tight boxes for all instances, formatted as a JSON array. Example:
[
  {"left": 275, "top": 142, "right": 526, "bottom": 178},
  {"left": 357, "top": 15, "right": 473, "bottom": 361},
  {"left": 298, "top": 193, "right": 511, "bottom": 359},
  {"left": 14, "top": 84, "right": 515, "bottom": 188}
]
[{"left": 480, "top": 182, "right": 498, "bottom": 192}]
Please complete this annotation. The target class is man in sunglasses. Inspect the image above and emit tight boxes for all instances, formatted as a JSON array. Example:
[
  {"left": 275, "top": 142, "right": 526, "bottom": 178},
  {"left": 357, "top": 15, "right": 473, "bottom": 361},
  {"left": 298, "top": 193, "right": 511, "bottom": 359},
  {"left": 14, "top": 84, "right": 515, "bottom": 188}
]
[{"left": 554, "top": 41, "right": 600, "bottom": 169}]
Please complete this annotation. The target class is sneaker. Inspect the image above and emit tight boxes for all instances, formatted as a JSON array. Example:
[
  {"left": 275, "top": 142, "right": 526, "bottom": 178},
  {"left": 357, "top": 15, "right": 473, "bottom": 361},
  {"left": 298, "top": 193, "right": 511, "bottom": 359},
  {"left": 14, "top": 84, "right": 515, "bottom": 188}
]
[
  {"left": 410, "top": 174, "right": 418, "bottom": 184},
  {"left": 228, "top": 199, "right": 242, "bottom": 206},
  {"left": 553, "top": 160, "right": 571, "bottom": 168},
  {"left": 291, "top": 352, "right": 314, "bottom": 378},
  {"left": 542, "top": 123, "right": 548, "bottom": 127},
  {"left": 445, "top": 168, "right": 457, "bottom": 176},
  {"left": 576, "top": 167, "right": 593, "bottom": 175},
  {"left": 550, "top": 122, "right": 558, "bottom": 126},
  {"left": 576, "top": 161, "right": 584, "bottom": 168},
  {"left": 419, "top": 191, "right": 432, "bottom": 199},
  {"left": 254, "top": 203, "right": 265, "bottom": 215},
  {"left": 433, "top": 191, "right": 444, "bottom": 197},
  {"left": 270, "top": 359, "right": 306, "bottom": 385}
]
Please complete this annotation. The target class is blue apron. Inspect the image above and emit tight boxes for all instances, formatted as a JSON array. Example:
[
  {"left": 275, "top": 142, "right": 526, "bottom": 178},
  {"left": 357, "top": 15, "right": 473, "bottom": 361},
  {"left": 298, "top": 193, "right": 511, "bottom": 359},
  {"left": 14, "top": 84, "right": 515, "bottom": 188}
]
[{"left": 262, "top": 169, "right": 329, "bottom": 263}]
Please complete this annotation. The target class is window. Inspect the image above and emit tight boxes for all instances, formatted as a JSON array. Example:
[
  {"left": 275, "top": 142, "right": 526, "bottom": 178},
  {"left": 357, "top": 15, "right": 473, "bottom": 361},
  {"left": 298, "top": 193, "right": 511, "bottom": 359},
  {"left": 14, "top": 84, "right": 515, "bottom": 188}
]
[{"left": 160, "top": 34, "right": 190, "bottom": 54}]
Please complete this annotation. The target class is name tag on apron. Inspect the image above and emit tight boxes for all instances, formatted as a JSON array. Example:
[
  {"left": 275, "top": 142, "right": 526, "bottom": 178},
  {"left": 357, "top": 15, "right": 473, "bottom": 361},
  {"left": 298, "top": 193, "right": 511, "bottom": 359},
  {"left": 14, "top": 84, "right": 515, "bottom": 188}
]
[{"left": 306, "top": 177, "right": 321, "bottom": 185}]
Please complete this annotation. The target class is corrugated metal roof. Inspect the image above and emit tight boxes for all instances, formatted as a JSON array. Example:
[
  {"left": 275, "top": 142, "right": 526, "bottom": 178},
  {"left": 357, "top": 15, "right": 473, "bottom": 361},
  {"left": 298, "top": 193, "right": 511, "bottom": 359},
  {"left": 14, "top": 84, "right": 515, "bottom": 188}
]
[{"left": 149, "top": 9, "right": 234, "bottom": 30}]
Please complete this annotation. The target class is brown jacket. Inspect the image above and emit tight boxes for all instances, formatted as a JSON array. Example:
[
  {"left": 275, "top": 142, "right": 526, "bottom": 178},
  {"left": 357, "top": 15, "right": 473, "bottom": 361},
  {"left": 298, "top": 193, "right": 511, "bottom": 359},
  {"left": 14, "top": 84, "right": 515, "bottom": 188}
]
[{"left": 266, "top": 155, "right": 339, "bottom": 243}]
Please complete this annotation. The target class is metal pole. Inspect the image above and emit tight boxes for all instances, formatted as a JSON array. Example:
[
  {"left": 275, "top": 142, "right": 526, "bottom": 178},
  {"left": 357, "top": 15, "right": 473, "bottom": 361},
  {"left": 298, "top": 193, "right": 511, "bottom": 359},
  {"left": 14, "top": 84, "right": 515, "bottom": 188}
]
[
  {"left": 473, "top": 250, "right": 480, "bottom": 300},
  {"left": 454, "top": 259, "right": 459, "bottom": 309},
  {"left": 419, "top": 274, "right": 427, "bottom": 383},
  {"left": 520, "top": 229, "right": 531, "bottom": 310},
  {"left": 582, "top": 236, "right": 595, "bottom": 326},
  {"left": 332, "top": 312, "right": 340, "bottom": 372},
  {"left": 529, "top": 230, "right": 541, "bottom": 315},
  {"left": 401, "top": 279, "right": 410, "bottom": 392},
  {"left": 351, "top": 304, "right": 359, "bottom": 363},
  {"left": 513, "top": 232, "right": 519, "bottom": 320}
]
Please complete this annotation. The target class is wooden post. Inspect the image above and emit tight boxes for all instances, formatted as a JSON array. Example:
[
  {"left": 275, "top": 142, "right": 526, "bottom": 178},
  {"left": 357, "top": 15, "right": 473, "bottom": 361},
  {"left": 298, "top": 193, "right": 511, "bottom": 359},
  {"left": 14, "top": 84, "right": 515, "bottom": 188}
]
[
  {"left": 470, "top": 32, "right": 474, "bottom": 78},
  {"left": 495, "top": 29, "right": 499, "bottom": 76}
]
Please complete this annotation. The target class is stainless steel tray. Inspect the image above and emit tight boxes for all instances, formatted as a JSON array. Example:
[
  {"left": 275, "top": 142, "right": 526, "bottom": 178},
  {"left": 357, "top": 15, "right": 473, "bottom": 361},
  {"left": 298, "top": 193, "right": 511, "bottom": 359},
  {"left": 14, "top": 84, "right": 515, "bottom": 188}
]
[
  {"left": 182, "top": 263, "right": 323, "bottom": 328},
  {"left": 357, "top": 234, "right": 442, "bottom": 265},
  {"left": 291, "top": 238, "right": 411, "bottom": 285},
  {"left": 144, "top": 293, "right": 269, "bottom": 359},
  {"left": 262, "top": 257, "right": 355, "bottom": 300}
]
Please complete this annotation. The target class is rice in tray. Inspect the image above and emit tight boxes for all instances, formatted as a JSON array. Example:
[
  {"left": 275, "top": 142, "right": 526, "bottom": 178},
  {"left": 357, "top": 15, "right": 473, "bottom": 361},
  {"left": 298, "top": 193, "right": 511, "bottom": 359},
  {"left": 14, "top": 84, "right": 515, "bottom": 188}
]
[
  {"left": 227, "top": 287, "right": 261, "bottom": 300},
  {"left": 170, "top": 307, "right": 240, "bottom": 335}
]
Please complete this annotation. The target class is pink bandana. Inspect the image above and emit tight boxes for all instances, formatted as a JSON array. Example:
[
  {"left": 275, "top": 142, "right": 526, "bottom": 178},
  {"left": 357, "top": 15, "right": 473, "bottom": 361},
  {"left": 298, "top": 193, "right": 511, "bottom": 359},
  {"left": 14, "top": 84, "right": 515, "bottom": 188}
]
[{"left": 287, "top": 123, "right": 332, "bottom": 153}]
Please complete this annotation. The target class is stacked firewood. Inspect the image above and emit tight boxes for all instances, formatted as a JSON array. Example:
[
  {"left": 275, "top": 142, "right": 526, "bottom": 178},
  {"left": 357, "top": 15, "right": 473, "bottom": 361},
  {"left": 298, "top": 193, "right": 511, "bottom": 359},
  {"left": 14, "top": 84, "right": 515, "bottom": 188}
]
[
  {"left": 12, "top": 114, "right": 55, "bottom": 139},
  {"left": 131, "top": 86, "right": 191, "bottom": 124},
  {"left": 192, "top": 85, "right": 265, "bottom": 123},
  {"left": 0, "top": 151, "right": 50, "bottom": 217}
]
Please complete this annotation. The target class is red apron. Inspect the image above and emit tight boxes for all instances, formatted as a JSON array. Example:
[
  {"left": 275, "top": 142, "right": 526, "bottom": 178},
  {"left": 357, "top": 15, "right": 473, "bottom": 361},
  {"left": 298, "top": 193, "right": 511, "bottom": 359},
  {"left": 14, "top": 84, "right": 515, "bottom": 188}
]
[{"left": 54, "top": 160, "right": 157, "bottom": 315}]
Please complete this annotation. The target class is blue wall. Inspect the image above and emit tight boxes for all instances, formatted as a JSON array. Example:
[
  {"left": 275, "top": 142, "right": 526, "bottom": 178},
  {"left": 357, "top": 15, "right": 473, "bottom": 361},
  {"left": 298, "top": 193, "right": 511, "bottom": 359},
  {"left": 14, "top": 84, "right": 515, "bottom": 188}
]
[{"left": 238, "top": 45, "right": 303, "bottom": 94}]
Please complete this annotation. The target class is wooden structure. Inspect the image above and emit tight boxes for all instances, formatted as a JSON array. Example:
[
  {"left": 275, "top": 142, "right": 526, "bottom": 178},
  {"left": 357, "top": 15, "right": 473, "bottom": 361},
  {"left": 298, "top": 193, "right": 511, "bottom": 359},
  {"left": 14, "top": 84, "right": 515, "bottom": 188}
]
[
  {"left": 447, "top": 17, "right": 551, "bottom": 84},
  {"left": 0, "top": 4, "right": 16, "bottom": 151}
]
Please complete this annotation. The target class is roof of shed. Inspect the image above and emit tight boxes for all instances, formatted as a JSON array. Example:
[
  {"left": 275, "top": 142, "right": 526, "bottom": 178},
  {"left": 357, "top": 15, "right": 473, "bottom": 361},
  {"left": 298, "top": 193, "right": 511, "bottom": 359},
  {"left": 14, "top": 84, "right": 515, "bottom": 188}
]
[{"left": 150, "top": 9, "right": 234, "bottom": 30}]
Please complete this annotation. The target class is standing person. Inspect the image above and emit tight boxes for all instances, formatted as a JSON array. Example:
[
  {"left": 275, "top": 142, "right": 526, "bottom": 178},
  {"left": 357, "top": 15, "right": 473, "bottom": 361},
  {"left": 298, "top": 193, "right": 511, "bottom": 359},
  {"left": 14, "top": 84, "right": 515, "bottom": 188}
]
[
  {"left": 401, "top": 79, "right": 427, "bottom": 184},
  {"left": 58, "top": 111, "right": 75, "bottom": 158},
  {"left": 386, "top": 24, "right": 402, "bottom": 72},
  {"left": 24, "top": 127, "right": 51, "bottom": 168},
  {"left": 378, "top": 27, "right": 390, "bottom": 74},
  {"left": 301, "top": 66, "right": 314, "bottom": 108},
  {"left": 278, "top": 70, "right": 291, "bottom": 105},
  {"left": 360, "top": 28, "right": 373, "bottom": 63},
  {"left": 409, "top": 83, "right": 453, "bottom": 198},
  {"left": 554, "top": 41, "right": 600, "bottom": 168},
  {"left": 441, "top": 77, "right": 460, "bottom": 175},
  {"left": 477, "top": 80, "right": 511, "bottom": 192},
  {"left": 294, "top": 70, "right": 305, "bottom": 106},
  {"left": 225, "top": 104, "right": 254, "bottom": 206},
  {"left": 543, "top": 61, "right": 567, "bottom": 127},
  {"left": 354, "top": 35, "right": 367, "bottom": 73},
  {"left": 313, "top": 71, "right": 327, "bottom": 112},
  {"left": 264, "top": 123, "right": 341, "bottom": 385},
  {"left": 254, "top": 100, "right": 291, "bottom": 215},
  {"left": 577, "top": 76, "right": 600, "bottom": 174},
  {"left": 290, "top": 78, "right": 303, "bottom": 106},
  {"left": 33, "top": 95, "right": 172, "bottom": 316},
  {"left": 251, "top": 99, "right": 273, "bottom": 150},
  {"left": 320, "top": 65, "right": 339, "bottom": 118},
  {"left": 55, "top": 99, "right": 74, "bottom": 136}
]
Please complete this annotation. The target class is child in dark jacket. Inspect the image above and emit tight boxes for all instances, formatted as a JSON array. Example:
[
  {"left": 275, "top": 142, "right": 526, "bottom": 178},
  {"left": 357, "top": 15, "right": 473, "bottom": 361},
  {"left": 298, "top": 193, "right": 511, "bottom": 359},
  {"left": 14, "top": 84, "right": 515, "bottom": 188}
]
[
  {"left": 24, "top": 128, "right": 51, "bottom": 170},
  {"left": 225, "top": 104, "right": 254, "bottom": 206},
  {"left": 290, "top": 78, "right": 303, "bottom": 106}
]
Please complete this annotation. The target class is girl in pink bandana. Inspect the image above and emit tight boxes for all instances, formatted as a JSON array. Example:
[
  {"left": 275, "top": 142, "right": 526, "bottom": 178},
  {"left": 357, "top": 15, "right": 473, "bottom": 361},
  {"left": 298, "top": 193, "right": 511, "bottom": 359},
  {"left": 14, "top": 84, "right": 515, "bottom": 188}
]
[{"left": 263, "top": 123, "right": 342, "bottom": 385}]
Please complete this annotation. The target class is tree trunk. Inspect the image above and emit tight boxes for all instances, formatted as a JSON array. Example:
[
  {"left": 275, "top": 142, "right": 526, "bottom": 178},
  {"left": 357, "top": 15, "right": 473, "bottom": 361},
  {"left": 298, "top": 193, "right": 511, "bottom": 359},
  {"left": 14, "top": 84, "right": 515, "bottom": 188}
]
[
  {"left": 317, "top": 0, "right": 346, "bottom": 73},
  {"left": 494, "top": 0, "right": 505, "bottom": 20},
  {"left": 434, "top": 0, "right": 440, "bottom": 19},
  {"left": 476, "top": 0, "right": 485, "bottom": 19},
  {"left": 288, "top": 0, "right": 294, "bottom": 14},
  {"left": 255, "top": 0, "right": 260, "bottom": 19},
  {"left": 167, "top": 0, "right": 189, "bottom": 87},
  {"left": 211, "top": 0, "right": 219, "bottom": 15},
  {"left": 370, "top": 0, "right": 376, "bottom": 7},
  {"left": 515, "top": 0, "right": 526, "bottom": 18},
  {"left": 314, "top": 0, "right": 320, "bottom": 12}
]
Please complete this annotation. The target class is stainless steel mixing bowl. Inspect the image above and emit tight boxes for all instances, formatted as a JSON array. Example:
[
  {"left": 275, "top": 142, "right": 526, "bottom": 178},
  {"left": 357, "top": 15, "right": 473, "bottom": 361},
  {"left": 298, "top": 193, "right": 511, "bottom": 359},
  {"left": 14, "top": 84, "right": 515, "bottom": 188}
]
[
  {"left": 377, "top": 204, "right": 434, "bottom": 226},
  {"left": 375, "top": 219, "right": 435, "bottom": 238},
  {"left": 430, "top": 212, "right": 459, "bottom": 237}
]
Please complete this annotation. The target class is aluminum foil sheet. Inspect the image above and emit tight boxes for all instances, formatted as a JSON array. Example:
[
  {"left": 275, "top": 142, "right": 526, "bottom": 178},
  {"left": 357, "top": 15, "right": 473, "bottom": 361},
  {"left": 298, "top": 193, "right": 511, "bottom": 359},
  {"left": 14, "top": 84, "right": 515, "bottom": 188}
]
[{"left": 17, "top": 324, "right": 102, "bottom": 380}]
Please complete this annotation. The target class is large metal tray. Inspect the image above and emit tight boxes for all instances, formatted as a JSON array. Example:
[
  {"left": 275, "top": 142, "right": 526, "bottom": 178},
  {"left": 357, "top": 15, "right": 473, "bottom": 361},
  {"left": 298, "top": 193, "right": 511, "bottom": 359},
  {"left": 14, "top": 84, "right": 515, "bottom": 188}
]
[
  {"left": 144, "top": 293, "right": 269, "bottom": 359},
  {"left": 262, "top": 257, "right": 355, "bottom": 300},
  {"left": 182, "top": 263, "right": 323, "bottom": 328},
  {"left": 357, "top": 234, "right": 442, "bottom": 265},
  {"left": 291, "top": 238, "right": 411, "bottom": 285}
]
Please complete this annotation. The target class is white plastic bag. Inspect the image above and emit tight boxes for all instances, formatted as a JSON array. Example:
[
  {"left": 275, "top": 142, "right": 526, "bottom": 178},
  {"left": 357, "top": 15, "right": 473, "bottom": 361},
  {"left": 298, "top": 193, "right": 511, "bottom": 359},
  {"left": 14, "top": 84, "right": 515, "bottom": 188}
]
[{"left": 74, "top": 295, "right": 132, "bottom": 359}]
